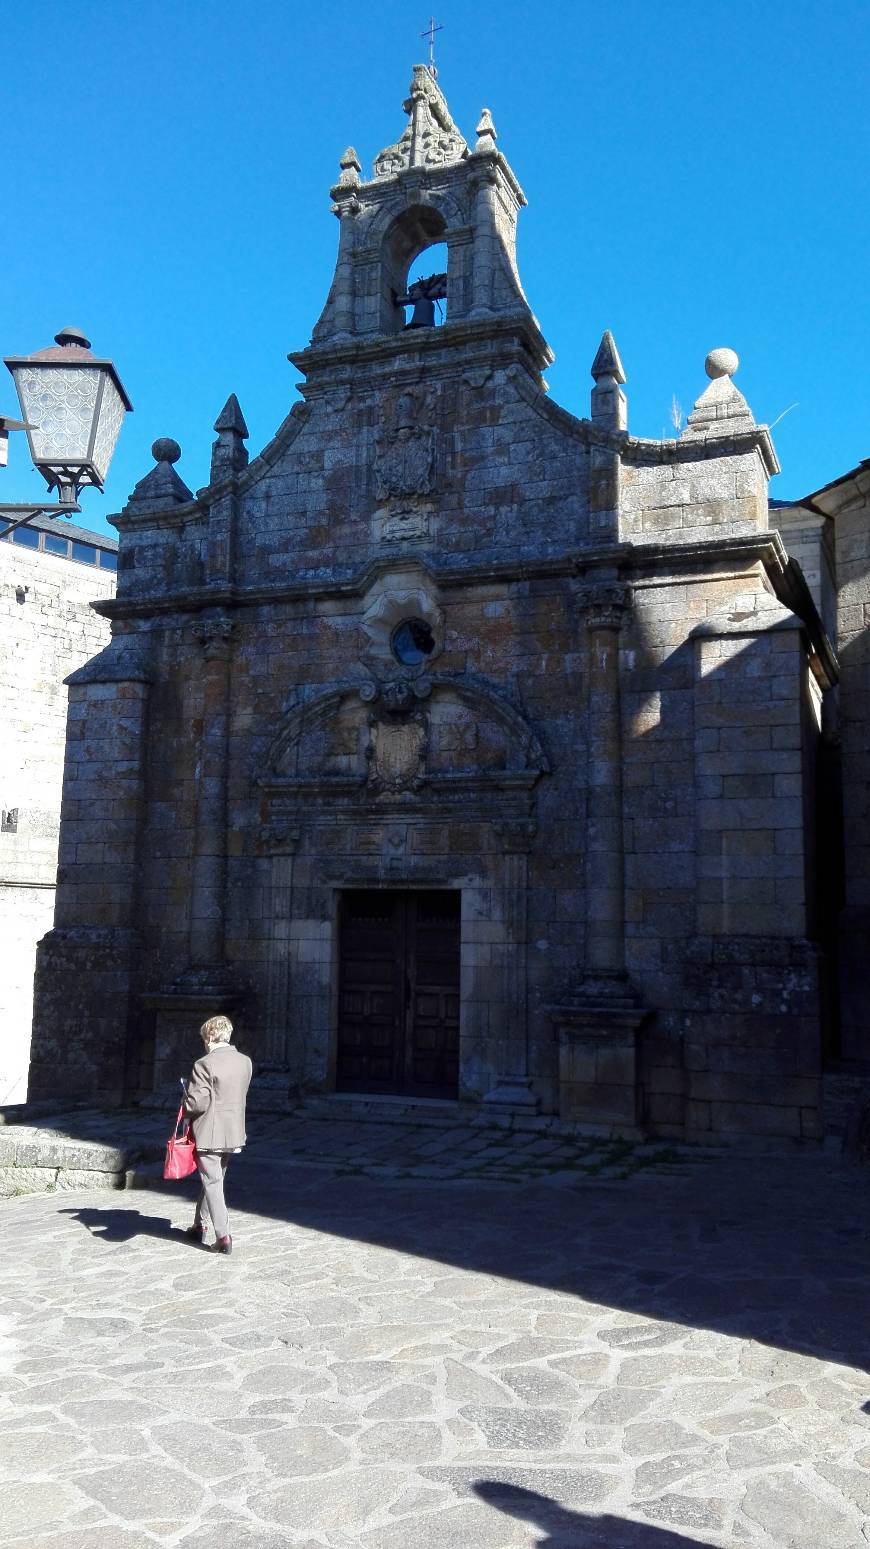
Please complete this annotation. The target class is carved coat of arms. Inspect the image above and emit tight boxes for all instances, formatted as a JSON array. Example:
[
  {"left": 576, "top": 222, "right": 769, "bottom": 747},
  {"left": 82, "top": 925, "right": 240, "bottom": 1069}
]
[
  {"left": 373, "top": 390, "right": 435, "bottom": 503},
  {"left": 367, "top": 719, "right": 426, "bottom": 793}
]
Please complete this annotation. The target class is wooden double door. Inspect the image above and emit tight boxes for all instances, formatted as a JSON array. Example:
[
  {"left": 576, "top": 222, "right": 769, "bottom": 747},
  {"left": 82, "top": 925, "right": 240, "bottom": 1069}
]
[{"left": 336, "top": 889, "right": 460, "bottom": 1098}]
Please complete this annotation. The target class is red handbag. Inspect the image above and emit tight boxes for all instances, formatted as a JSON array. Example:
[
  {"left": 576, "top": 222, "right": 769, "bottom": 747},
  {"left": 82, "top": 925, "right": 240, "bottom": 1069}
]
[{"left": 164, "top": 1103, "right": 198, "bottom": 1181}]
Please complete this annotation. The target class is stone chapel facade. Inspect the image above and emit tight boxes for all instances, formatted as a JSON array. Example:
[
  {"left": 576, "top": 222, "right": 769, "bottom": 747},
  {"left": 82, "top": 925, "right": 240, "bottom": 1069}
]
[{"left": 29, "top": 69, "right": 870, "bottom": 1142}]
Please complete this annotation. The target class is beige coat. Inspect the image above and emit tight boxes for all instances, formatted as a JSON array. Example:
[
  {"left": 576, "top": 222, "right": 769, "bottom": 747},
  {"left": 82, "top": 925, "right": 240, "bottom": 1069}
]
[{"left": 183, "top": 1044, "right": 252, "bottom": 1151}]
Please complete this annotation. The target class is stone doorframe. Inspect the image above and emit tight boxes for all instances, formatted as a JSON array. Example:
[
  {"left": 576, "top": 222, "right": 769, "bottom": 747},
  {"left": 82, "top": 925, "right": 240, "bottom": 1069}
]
[{"left": 256, "top": 812, "right": 538, "bottom": 1110}]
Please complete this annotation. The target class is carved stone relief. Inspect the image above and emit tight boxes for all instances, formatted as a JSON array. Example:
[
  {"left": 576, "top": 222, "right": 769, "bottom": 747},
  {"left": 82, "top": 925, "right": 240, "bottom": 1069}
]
[
  {"left": 259, "top": 673, "right": 549, "bottom": 812},
  {"left": 366, "top": 718, "right": 427, "bottom": 793},
  {"left": 372, "top": 389, "right": 437, "bottom": 544},
  {"left": 373, "top": 65, "right": 468, "bottom": 179},
  {"left": 360, "top": 581, "right": 444, "bottom": 671}
]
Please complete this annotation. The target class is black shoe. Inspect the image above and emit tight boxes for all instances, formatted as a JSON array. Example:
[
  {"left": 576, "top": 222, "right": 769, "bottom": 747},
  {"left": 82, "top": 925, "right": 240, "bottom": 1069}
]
[
  {"left": 215, "top": 1235, "right": 232, "bottom": 1255},
  {"left": 185, "top": 1223, "right": 207, "bottom": 1243}
]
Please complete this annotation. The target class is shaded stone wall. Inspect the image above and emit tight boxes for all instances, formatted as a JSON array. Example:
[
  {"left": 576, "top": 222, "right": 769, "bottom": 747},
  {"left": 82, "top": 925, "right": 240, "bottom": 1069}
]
[{"left": 832, "top": 492, "right": 870, "bottom": 1063}]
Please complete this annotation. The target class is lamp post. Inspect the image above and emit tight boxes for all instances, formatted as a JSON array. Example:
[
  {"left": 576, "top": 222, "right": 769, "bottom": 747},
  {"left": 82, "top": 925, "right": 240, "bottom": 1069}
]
[{"left": 0, "top": 327, "right": 131, "bottom": 540}]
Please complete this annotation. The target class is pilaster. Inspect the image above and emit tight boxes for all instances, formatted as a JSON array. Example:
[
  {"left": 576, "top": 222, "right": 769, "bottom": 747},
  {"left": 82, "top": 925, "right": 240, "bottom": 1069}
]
[
  {"left": 549, "top": 581, "right": 646, "bottom": 1132},
  {"left": 259, "top": 819, "right": 302, "bottom": 1077},
  {"left": 186, "top": 612, "right": 235, "bottom": 980},
  {"left": 481, "top": 818, "right": 539, "bottom": 1117}
]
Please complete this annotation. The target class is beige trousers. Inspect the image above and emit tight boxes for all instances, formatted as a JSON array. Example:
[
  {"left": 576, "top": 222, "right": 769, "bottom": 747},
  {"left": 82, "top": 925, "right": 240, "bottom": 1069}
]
[{"left": 194, "top": 1151, "right": 231, "bottom": 1239}]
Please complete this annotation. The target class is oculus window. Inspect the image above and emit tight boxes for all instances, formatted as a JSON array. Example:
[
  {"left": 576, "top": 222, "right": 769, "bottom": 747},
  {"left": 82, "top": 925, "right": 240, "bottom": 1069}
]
[{"left": 391, "top": 618, "right": 436, "bottom": 666}]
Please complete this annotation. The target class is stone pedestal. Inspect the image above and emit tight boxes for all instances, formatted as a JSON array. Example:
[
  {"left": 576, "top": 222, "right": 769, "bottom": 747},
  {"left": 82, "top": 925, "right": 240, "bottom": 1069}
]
[
  {"left": 551, "top": 975, "right": 647, "bottom": 1132},
  {"left": 144, "top": 982, "right": 245, "bottom": 1092},
  {"left": 481, "top": 1073, "right": 539, "bottom": 1118},
  {"left": 247, "top": 1067, "right": 296, "bottom": 1113}
]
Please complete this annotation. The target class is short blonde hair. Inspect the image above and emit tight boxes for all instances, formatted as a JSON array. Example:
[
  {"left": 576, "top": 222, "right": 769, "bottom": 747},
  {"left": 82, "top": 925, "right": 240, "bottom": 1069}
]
[{"left": 200, "top": 1014, "right": 233, "bottom": 1046}]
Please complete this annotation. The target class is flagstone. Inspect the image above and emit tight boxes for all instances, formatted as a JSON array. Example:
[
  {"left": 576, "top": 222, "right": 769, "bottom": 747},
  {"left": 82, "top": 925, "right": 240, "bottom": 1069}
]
[{"left": 0, "top": 1143, "right": 866, "bottom": 1549}]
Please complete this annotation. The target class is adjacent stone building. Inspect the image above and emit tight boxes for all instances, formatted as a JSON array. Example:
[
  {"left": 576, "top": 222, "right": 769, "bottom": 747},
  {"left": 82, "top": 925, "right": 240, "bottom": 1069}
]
[
  {"left": 29, "top": 68, "right": 870, "bottom": 1142},
  {"left": 1, "top": 515, "right": 117, "bottom": 1102}
]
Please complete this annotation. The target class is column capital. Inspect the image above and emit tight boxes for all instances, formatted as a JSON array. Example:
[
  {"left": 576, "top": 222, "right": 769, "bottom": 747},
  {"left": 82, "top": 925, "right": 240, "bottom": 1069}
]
[
  {"left": 193, "top": 613, "right": 235, "bottom": 660},
  {"left": 577, "top": 582, "right": 632, "bottom": 632},
  {"left": 258, "top": 819, "right": 302, "bottom": 856},
  {"left": 492, "top": 818, "right": 537, "bottom": 853}
]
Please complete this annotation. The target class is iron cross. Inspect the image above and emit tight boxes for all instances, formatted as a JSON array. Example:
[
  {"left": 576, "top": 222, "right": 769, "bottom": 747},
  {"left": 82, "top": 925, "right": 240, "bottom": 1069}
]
[{"left": 421, "top": 15, "right": 443, "bottom": 77}]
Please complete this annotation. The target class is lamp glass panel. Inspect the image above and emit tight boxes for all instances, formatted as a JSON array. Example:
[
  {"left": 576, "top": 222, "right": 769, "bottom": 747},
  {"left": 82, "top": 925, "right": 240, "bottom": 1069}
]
[
  {"left": 90, "top": 375, "right": 126, "bottom": 482},
  {"left": 12, "top": 364, "right": 100, "bottom": 463}
]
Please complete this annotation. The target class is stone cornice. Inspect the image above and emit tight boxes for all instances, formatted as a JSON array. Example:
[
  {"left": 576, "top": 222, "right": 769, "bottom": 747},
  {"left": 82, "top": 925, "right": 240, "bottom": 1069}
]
[
  {"left": 623, "top": 426, "right": 780, "bottom": 478},
  {"left": 289, "top": 311, "right": 553, "bottom": 380},
  {"left": 798, "top": 458, "right": 870, "bottom": 519},
  {"left": 92, "top": 532, "right": 835, "bottom": 683},
  {"left": 91, "top": 546, "right": 632, "bottom": 621},
  {"left": 506, "top": 375, "right": 779, "bottom": 473},
  {"left": 354, "top": 145, "right": 526, "bottom": 211},
  {"left": 623, "top": 534, "right": 838, "bottom": 686},
  {"left": 111, "top": 402, "right": 315, "bottom": 532}
]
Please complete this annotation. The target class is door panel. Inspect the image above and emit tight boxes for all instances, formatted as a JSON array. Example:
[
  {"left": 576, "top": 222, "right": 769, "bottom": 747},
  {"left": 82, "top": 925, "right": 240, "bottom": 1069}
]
[{"left": 337, "top": 889, "right": 460, "bottom": 1098}]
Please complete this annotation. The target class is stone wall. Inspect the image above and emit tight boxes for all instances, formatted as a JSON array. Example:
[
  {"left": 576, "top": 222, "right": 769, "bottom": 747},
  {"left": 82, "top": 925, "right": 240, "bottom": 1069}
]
[
  {"left": 27, "top": 72, "right": 848, "bottom": 1144},
  {"left": 0, "top": 539, "right": 115, "bottom": 1102},
  {"left": 832, "top": 490, "right": 870, "bottom": 1062}
]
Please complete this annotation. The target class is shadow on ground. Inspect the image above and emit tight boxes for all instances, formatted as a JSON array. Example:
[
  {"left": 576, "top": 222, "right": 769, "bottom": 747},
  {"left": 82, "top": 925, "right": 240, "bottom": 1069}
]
[
  {"left": 474, "top": 1481, "right": 719, "bottom": 1547},
  {"left": 59, "top": 1206, "right": 201, "bottom": 1247},
  {"left": 56, "top": 1139, "right": 870, "bottom": 1377}
]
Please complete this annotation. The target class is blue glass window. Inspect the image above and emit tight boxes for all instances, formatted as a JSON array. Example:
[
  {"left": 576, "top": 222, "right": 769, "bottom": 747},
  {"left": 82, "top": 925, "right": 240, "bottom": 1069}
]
[
  {"left": 98, "top": 549, "right": 118, "bottom": 570},
  {"left": 391, "top": 618, "right": 435, "bottom": 665},
  {"left": 44, "top": 533, "right": 69, "bottom": 556},
  {"left": 71, "top": 541, "right": 97, "bottom": 565},
  {"left": 12, "top": 525, "right": 39, "bottom": 548}
]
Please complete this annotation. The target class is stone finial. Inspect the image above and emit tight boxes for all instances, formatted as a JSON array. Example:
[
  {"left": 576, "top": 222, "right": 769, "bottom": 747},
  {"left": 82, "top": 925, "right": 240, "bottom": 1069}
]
[
  {"left": 705, "top": 347, "right": 739, "bottom": 380},
  {"left": 590, "top": 331, "right": 627, "bottom": 431},
  {"left": 474, "top": 108, "right": 497, "bottom": 153},
  {"left": 682, "top": 345, "right": 754, "bottom": 439},
  {"left": 373, "top": 64, "right": 468, "bottom": 178},
  {"left": 214, "top": 395, "right": 249, "bottom": 437},
  {"left": 125, "top": 438, "right": 193, "bottom": 509},
  {"left": 338, "top": 146, "right": 361, "bottom": 188},
  {"left": 211, "top": 395, "right": 249, "bottom": 480},
  {"left": 591, "top": 331, "right": 626, "bottom": 386}
]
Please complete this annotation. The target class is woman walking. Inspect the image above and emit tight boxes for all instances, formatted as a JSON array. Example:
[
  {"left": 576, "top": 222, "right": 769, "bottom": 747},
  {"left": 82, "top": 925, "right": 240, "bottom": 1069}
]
[{"left": 183, "top": 1015, "right": 252, "bottom": 1255}]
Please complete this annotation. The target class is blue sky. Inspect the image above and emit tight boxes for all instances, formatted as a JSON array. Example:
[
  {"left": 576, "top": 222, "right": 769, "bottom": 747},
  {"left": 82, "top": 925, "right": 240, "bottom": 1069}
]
[{"left": 3, "top": 1, "right": 868, "bottom": 537}]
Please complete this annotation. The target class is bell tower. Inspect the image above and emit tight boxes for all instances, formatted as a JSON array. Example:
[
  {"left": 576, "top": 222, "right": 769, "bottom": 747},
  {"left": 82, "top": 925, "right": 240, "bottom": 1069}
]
[{"left": 299, "top": 65, "right": 552, "bottom": 381}]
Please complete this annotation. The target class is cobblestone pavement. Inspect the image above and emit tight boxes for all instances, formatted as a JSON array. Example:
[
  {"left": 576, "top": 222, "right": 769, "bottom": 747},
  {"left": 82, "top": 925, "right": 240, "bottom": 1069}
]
[
  {"left": 0, "top": 1103, "right": 720, "bottom": 1193},
  {"left": 1, "top": 1125, "right": 868, "bottom": 1549}
]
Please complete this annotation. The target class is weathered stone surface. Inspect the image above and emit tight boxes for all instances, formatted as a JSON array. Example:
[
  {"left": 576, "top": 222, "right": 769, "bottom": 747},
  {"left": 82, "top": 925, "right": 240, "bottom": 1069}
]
[
  {"left": 634, "top": 1491, "right": 727, "bottom": 1529},
  {"left": 79, "top": 1461, "right": 203, "bottom": 1519},
  {"left": 741, "top": 1473, "right": 855, "bottom": 1544},
  {"left": 0, "top": 527, "right": 116, "bottom": 1107},
  {"left": 0, "top": 1151, "right": 868, "bottom": 1547},
  {"left": 23, "top": 66, "right": 867, "bottom": 1150},
  {"left": 461, "top": 1405, "right": 570, "bottom": 1448}
]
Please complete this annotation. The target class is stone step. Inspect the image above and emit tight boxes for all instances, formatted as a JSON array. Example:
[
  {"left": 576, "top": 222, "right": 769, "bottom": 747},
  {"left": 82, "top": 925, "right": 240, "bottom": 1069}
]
[{"left": 299, "top": 1093, "right": 467, "bottom": 1129}]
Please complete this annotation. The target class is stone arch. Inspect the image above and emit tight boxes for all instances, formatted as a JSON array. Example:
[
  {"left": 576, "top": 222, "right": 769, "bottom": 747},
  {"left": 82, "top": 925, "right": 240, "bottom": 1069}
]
[
  {"left": 260, "top": 673, "right": 549, "bottom": 794},
  {"left": 264, "top": 683, "right": 362, "bottom": 780},
  {"left": 376, "top": 196, "right": 470, "bottom": 333}
]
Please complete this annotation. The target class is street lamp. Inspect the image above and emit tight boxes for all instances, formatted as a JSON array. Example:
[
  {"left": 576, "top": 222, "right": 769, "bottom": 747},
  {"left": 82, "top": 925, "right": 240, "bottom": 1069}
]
[{"left": 0, "top": 327, "right": 132, "bottom": 540}]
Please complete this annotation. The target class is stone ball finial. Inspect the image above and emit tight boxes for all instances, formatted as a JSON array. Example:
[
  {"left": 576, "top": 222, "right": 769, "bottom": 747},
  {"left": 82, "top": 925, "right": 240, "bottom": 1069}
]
[
  {"left": 705, "top": 347, "right": 739, "bottom": 380},
  {"left": 152, "top": 437, "right": 181, "bottom": 464}
]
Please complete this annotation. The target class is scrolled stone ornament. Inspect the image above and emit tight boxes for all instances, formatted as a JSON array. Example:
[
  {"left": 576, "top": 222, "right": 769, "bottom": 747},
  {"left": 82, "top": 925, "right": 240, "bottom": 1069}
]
[
  {"left": 492, "top": 818, "right": 538, "bottom": 852},
  {"left": 578, "top": 582, "right": 632, "bottom": 632},
  {"left": 193, "top": 614, "right": 235, "bottom": 659}
]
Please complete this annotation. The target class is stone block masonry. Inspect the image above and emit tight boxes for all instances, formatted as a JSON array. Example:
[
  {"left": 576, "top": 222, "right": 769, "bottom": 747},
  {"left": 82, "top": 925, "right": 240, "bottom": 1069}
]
[
  {"left": 27, "top": 66, "right": 868, "bottom": 1146},
  {"left": 0, "top": 534, "right": 115, "bottom": 1102}
]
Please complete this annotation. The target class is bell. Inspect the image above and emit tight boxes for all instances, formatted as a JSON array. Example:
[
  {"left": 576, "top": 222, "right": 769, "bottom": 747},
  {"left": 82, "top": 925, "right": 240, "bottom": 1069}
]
[{"left": 404, "top": 296, "right": 437, "bottom": 330}]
